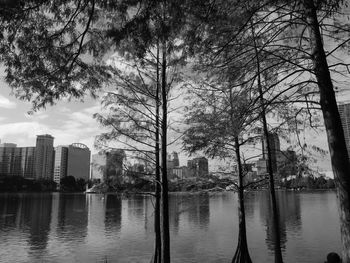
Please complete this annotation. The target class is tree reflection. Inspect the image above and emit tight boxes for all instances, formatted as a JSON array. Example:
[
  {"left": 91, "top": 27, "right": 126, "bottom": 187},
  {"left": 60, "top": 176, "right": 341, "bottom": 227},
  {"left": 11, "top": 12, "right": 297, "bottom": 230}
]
[
  {"left": 105, "top": 194, "right": 122, "bottom": 233},
  {"left": 259, "top": 191, "right": 301, "bottom": 252}
]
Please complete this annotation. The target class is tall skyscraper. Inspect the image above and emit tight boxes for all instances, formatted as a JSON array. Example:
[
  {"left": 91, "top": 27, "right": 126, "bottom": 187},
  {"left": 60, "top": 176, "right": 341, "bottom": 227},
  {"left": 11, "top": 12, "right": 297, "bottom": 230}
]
[
  {"left": 172, "top": 152, "right": 179, "bottom": 167},
  {"left": 262, "top": 132, "right": 280, "bottom": 172},
  {"left": 91, "top": 149, "right": 124, "bottom": 183},
  {"left": 338, "top": 103, "right": 350, "bottom": 160},
  {"left": 0, "top": 144, "right": 36, "bottom": 178},
  {"left": 187, "top": 157, "right": 209, "bottom": 177},
  {"left": 53, "top": 146, "right": 68, "bottom": 184},
  {"left": 35, "top": 134, "right": 54, "bottom": 179},
  {"left": 66, "top": 143, "right": 91, "bottom": 181}
]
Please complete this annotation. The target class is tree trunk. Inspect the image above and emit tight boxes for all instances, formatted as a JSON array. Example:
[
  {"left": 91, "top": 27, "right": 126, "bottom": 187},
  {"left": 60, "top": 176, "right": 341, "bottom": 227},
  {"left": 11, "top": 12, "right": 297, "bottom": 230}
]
[
  {"left": 232, "top": 137, "right": 252, "bottom": 263},
  {"left": 153, "top": 40, "right": 162, "bottom": 263},
  {"left": 161, "top": 39, "right": 171, "bottom": 263},
  {"left": 250, "top": 21, "right": 284, "bottom": 263},
  {"left": 303, "top": 0, "right": 350, "bottom": 261}
]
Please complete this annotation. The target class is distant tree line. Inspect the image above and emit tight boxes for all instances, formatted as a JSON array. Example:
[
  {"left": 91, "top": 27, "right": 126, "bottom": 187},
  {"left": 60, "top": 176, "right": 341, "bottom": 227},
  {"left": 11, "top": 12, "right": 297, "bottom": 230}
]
[{"left": 281, "top": 176, "right": 336, "bottom": 190}]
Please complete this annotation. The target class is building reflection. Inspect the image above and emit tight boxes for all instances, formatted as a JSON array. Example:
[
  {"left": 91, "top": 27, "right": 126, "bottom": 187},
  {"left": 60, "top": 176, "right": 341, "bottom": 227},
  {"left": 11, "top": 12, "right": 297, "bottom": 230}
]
[
  {"left": 244, "top": 192, "right": 257, "bottom": 220},
  {"left": 127, "top": 196, "right": 145, "bottom": 222},
  {"left": 21, "top": 194, "right": 53, "bottom": 251},
  {"left": 259, "top": 191, "right": 301, "bottom": 252},
  {"left": 0, "top": 194, "right": 21, "bottom": 228},
  {"left": 169, "top": 194, "right": 182, "bottom": 234},
  {"left": 105, "top": 194, "right": 122, "bottom": 233},
  {"left": 57, "top": 194, "right": 88, "bottom": 240},
  {"left": 186, "top": 193, "right": 210, "bottom": 230}
]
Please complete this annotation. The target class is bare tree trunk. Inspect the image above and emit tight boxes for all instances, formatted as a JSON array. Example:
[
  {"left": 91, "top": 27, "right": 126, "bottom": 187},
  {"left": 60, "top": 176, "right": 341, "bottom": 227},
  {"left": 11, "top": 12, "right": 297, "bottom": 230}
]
[
  {"left": 250, "top": 22, "right": 284, "bottom": 263},
  {"left": 303, "top": 0, "right": 350, "bottom": 261},
  {"left": 153, "top": 40, "right": 162, "bottom": 263},
  {"left": 161, "top": 39, "right": 171, "bottom": 263},
  {"left": 232, "top": 137, "right": 252, "bottom": 263}
]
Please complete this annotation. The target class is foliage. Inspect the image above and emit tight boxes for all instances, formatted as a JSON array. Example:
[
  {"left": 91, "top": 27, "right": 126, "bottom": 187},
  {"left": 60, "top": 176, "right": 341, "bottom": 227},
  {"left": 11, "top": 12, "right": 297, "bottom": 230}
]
[
  {"left": 60, "top": 176, "right": 77, "bottom": 192},
  {"left": 281, "top": 176, "right": 336, "bottom": 190},
  {"left": 0, "top": 176, "right": 57, "bottom": 192}
]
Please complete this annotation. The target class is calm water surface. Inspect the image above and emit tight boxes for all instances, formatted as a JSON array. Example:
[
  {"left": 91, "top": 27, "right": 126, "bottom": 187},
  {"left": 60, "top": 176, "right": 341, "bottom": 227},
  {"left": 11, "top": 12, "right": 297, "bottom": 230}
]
[{"left": 0, "top": 191, "right": 341, "bottom": 263}]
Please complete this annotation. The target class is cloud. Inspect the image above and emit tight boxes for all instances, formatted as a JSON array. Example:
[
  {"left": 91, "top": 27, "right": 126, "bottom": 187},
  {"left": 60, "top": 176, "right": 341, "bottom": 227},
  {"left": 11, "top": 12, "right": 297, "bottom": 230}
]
[
  {"left": 24, "top": 111, "right": 49, "bottom": 120},
  {"left": 0, "top": 95, "right": 16, "bottom": 109}
]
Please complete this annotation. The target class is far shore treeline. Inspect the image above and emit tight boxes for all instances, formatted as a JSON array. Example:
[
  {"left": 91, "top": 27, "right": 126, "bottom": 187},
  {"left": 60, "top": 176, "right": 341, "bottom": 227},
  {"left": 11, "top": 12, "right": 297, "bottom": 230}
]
[{"left": 0, "top": 174, "right": 336, "bottom": 193}]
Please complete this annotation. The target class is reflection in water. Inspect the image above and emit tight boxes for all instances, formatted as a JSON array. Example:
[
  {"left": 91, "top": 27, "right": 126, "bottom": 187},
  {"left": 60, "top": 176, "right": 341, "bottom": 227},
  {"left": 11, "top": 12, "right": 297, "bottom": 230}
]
[
  {"left": 27, "top": 194, "right": 52, "bottom": 251},
  {"left": 0, "top": 191, "right": 341, "bottom": 263},
  {"left": 127, "top": 196, "right": 145, "bottom": 221},
  {"left": 259, "top": 191, "right": 301, "bottom": 252},
  {"left": 105, "top": 194, "right": 122, "bottom": 233},
  {"left": 0, "top": 194, "right": 20, "bottom": 228},
  {"left": 0, "top": 194, "right": 53, "bottom": 252},
  {"left": 57, "top": 194, "right": 88, "bottom": 240},
  {"left": 244, "top": 192, "right": 257, "bottom": 220},
  {"left": 169, "top": 193, "right": 210, "bottom": 232}
]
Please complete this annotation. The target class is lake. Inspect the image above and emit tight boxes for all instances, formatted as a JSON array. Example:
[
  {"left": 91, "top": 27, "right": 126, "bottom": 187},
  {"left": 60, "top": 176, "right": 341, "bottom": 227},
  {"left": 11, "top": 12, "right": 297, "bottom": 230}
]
[{"left": 0, "top": 191, "right": 341, "bottom": 263}]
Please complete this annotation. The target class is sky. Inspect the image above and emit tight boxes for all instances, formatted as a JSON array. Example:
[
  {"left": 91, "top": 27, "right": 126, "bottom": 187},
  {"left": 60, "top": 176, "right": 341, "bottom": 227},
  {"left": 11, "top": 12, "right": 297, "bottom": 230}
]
[{"left": 0, "top": 70, "right": 102, "bottom": 151}]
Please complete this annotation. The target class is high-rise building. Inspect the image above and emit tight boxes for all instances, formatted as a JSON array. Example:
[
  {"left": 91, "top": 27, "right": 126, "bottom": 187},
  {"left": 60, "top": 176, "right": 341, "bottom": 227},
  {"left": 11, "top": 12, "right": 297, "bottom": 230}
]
[
  {"left": 35, "top": 134, "right": 54, "bottom": 179},
  {"left": 66, "top": 143, "right": 91, "bottom": 181},
  {"left": 53, "top": 146, "right": 68, "bottom": 184},
  {"left": 0, "top": 145, "right": 36, "bottom": 178},
  {"left": 276, "top": 150, "right": 297, "bottom": 176},
  {"left": 167, "top": 151, "right": 180, "bottom": 170},
  {"left": 187, "top": 157, "right": 209, "bottom": 177},
  {"left": 91, "top": 152, "right": 106, "bottom": 182},
  {"left": 171, "top": 152, "right": 179, "bottom": 167},
  {"left": 262, "top": 132, "right": 280, "bottom": 172},
  {"left": 339, "top": 103, "right": 350, "bottom": 160},
  {"left": 91, "top": 149, "right": 125, "bottom": 183}
]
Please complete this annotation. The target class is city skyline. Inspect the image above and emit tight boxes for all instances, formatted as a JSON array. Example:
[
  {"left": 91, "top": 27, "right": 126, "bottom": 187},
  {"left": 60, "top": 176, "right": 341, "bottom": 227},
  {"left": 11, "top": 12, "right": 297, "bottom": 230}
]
[
  {"left": 0, "top": 72, "right": 344, "bottom": 174},
  {"left": 0, "top": 134, "right": 91, "bottom": 182}
]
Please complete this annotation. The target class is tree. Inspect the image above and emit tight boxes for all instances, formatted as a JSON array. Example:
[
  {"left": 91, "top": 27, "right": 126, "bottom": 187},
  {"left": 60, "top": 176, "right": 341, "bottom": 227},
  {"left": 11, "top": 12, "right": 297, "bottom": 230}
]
[
  {"left": 185, "top": 1, "right": 350, "bottom": 260},
  {"left": 0, "top": 1, "right": 190, "bottom": 261},
  {"left": 60, "top": 176, "right": 77, "bottom": 192},
  {"left": 94, "top": 47, "right": 163, "bottom": 262},
  {"left": 183, "top": 75, "right": 263, "bottom": 262}
]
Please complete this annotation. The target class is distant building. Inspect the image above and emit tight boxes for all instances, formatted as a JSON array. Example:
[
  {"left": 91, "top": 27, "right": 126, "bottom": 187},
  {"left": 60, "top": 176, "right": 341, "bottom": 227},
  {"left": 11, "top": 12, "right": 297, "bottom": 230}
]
[
  {"left": 262, "top": 132, "right": 280, "bottom": 172},
  {"left": 0, "top": 143, "right": 17, "bottom": 147},
  {"left": 0, "top": 145, "right": 36, "bottom": 179},
  {"left": 256, "top": 158, "right": 268, "bottom": 176},
  {"left": 167, "top": 151, "right": 179, "bottom": 169},
  {"left": 339, "top": 103, "right": 350, "bottom": 160},
  {"left": 53, "top": 143, "right": 91, "bottom": 184},
  {"left": 276, "top": 150, "right": 297, "bottom": 177},
  {"left": 172, "top": 166, "right": 190, "bottom": 179},
  {"left": 66, "top": 143, "right": 91, "bottom": 181},
  {"left": 91, "top": 153, "right": 106, "bottom": 182},
  {"left": 91, "top": 149, "right": 125, "bottom": 183},
  {"left": 187, "top": 157, "right": 209, "bottom": 177},
  {"left": 35, "top": 134, "right": 54, "bottom": 179},
  {"left": 53, "top": 146, "right": 68, "bottom": 184}
]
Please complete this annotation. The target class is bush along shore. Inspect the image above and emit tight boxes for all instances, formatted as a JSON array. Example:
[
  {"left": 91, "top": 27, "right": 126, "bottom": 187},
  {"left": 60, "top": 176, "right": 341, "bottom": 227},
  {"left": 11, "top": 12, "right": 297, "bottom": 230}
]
[{"left": 0, "top": 175, "right": 336, "bottom": 193}]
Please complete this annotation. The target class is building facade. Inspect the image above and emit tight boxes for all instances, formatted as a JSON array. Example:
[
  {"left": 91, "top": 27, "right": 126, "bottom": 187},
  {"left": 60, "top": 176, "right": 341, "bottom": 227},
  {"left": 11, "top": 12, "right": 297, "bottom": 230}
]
[
  {"left": 0, "top": 145, "right": 36, "bottom": 178},
  {"left": 91, "top": 149, "right": 125, "bottom": 183},
  {"left": 53, "top": 146, "right": 68, "bottom": 184},
  {"left": 276, "top": 150, "right": 297, "bottom": 177},
  {"left": 66, "top": 143, "right": 91, "bottom": 181},
  {"left": 187, "top": 157, "right": 209, "bottom": 177},
  {"left": 35, "top": 134, "right": 54, "bottom": 179},
  {"left": 262, "top": 132, "right": 281, "bottom": 172},
  {"left": 339, "top": 103, "right": 350, "bottom": 160},
  {"left": 91, "top": 152, "right": 106, "bottom": 182}
]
